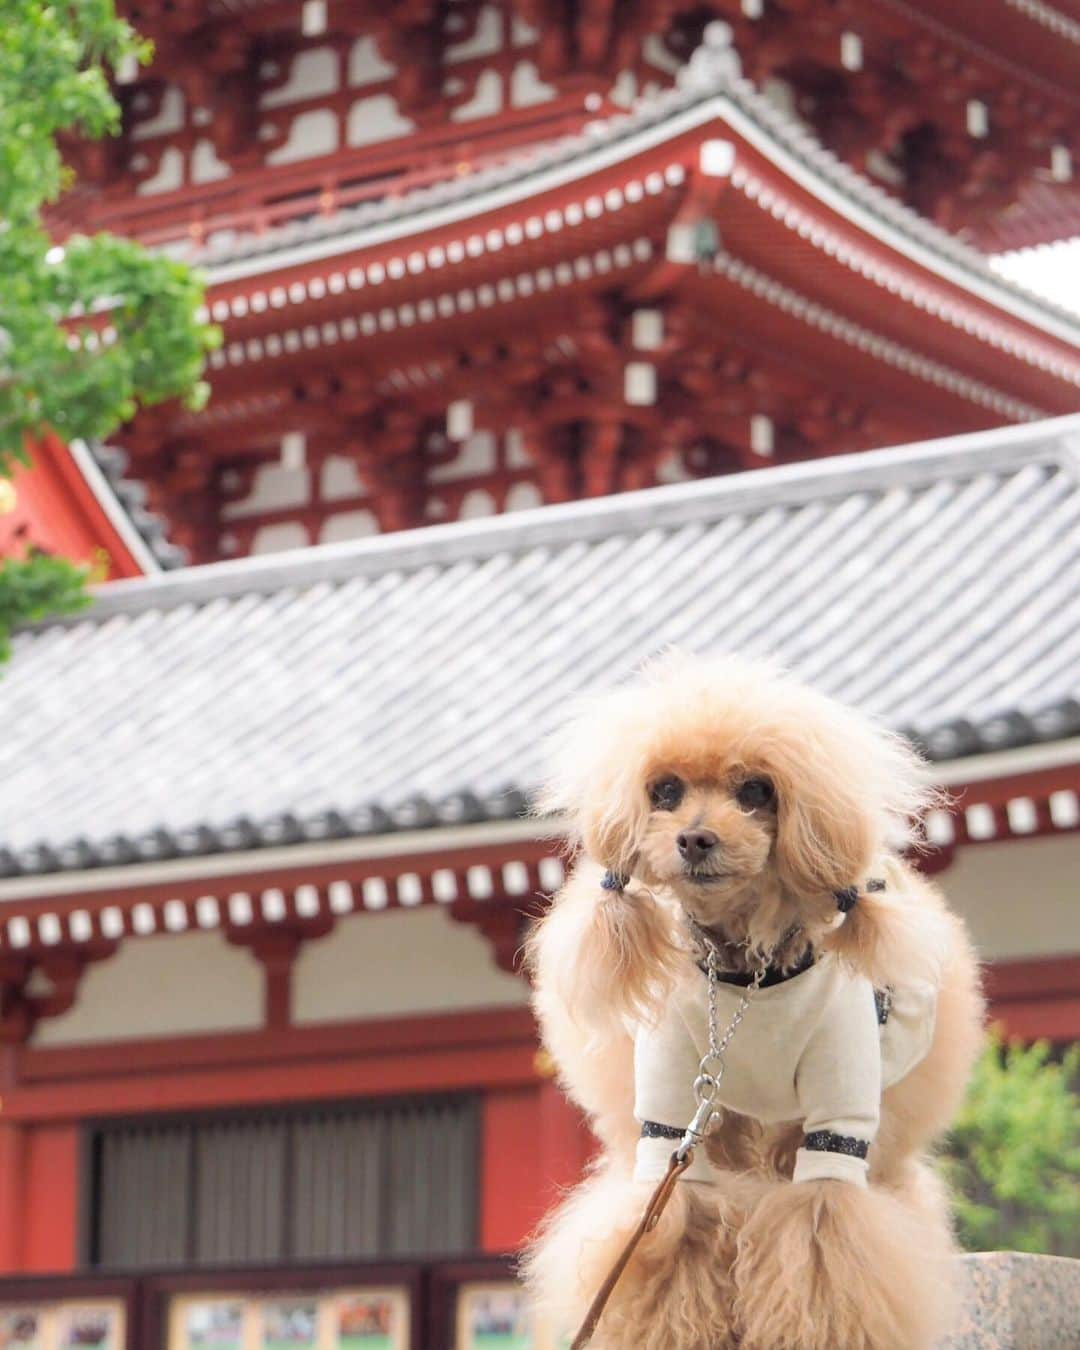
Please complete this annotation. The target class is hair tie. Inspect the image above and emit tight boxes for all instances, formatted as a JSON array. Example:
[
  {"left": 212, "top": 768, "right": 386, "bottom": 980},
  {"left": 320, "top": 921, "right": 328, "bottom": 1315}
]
[
  {"left": 834, "top": 886, "right": 859, "bottom": 914},
  {"left": 834, "top": 877, "right": 886, "bottom": 914},
  {"left": 601, "top": 870, "right": 630, "bottom": 892}
]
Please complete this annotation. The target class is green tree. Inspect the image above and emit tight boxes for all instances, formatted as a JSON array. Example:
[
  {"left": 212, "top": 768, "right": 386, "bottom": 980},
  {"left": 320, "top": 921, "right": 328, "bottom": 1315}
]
[
  {"left": 0, "top": 0, "right": 217, "bottom": 649},
  {"left": 940, "top": 1032, "right": 1080, "bottom": 1257}
]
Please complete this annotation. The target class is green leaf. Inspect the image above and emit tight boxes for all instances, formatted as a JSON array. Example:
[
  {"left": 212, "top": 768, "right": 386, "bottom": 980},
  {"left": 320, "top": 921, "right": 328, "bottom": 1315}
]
[
  {"left": 939, "top": 1031, "right": 1080, "bottom": 1257},
  {"left": 0, "top": 1, "right": 214, "bottom": 651}
]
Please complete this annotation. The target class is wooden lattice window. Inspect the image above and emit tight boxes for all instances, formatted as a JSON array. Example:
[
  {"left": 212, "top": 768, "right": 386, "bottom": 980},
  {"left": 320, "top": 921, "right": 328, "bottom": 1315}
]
[{"left": 86, "top": 1096, "right": 478, "bottom": 1268}]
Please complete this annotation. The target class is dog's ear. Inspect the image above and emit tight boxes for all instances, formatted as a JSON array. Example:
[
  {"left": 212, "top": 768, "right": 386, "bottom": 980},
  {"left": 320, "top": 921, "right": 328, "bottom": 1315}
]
[
  {"left": 770, "top": 708, "right": 932, "bottom": 902},
  {"left": 773, "top": 764, "right": 875, "bottom": 899},
  {"left": 535, "top": 690, "right": 650, "bottom": 876},
  {"left": 539, "top": 749, "right": 650, "bottom": 877}
]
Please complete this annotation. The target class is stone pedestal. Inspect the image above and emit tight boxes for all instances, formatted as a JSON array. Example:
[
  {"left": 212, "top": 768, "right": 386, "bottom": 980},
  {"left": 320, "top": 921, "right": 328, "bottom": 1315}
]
[{"left": 941, "top": 1252, "right": 1080, "bottom": 1348}]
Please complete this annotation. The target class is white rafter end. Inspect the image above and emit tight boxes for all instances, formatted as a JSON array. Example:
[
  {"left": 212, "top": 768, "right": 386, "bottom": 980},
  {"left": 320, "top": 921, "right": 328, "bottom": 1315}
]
[
  {"left": 751, "top": 413, "right": 775, "bottom": 455},
  {"left": 700, "top": 139, "right": 735, "bottom": 178},
  {"left": 632, "top": 308, "right": 664, "bottom": 351},
  {"left": 625, "top": 361, "right": 658, "bottom": 406},
  {"left": 447, "top": 399, "right": 474, "bottom": 440},
  {"left": 301, "top": 0, "right": 328, "bottom": 36}
]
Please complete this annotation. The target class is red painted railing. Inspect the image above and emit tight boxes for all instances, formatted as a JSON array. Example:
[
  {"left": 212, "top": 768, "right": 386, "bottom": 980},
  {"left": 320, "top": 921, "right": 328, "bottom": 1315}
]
[{"left": 48, "top": 94, "right": 610, "bottom": 251}]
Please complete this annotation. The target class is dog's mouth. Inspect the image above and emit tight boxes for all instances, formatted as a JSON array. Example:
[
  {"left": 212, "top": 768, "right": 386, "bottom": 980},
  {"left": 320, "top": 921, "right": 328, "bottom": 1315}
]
[{"left": 680, "top": 867, "right": 732, "bottom": 887}]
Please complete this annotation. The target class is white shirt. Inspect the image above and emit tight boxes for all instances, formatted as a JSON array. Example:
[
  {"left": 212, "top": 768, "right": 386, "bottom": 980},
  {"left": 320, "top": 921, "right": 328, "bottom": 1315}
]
[{"left": 632, "top": 953, "right": 937, "bottom": 1187}]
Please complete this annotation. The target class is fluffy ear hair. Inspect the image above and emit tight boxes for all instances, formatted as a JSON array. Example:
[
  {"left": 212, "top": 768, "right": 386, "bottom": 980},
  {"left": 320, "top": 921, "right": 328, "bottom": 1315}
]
[
  {"left": 533, "top": 686, "right": 651, "bottom": 877},
  {"left": 770, "top": 696, "right": 935, "bottom": 901},
  {"left": 525, "top": 859, "right": 685, "bottom": 1035}
]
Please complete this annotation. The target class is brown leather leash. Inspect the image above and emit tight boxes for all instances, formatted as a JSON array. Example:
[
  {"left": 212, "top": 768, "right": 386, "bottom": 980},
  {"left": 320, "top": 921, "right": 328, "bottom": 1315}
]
[{"left": 570, "top": 1150, "right": 693, "bottom": 1349}]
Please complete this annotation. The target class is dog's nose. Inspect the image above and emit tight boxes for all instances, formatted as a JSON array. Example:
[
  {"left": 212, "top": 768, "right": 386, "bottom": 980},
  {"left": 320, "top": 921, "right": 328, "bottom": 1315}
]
[{"left": 677, "top": 829, "right": 718, "bottom": 864}]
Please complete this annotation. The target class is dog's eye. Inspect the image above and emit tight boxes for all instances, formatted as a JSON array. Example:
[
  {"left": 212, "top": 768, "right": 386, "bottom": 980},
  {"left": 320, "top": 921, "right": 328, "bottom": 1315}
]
[
  {"left": 736, "top": 778, "right": 775, "bottom": 810},
  {"left": 648, "top": 776, "right": 685, "bottom": 811}
]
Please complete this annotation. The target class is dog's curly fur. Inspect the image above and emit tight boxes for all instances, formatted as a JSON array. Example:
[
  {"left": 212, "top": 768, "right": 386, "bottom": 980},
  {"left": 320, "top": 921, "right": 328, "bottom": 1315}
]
[{"left": 523, "top": 654, "right": 984, "bottom": 1350}]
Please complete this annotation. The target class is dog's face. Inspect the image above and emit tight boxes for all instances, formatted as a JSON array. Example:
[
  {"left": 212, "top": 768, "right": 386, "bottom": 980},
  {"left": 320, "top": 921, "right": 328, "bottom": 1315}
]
[
  {"left": 545, "top": 655, "right": 932, "bottom": 943},
  {"left": 636, "top": 767, "right": 780, "bottom": 925}
]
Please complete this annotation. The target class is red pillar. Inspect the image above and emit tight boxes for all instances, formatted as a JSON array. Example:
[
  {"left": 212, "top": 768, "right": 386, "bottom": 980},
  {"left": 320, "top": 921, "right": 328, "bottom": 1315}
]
[
  {"left": 537, "top": 1080, "right": 594, "bottom": 1206},
  {"left": 22, "top": 1125, "right": 79, "bottom": 1271},
  {"left": 480, "top": 1080, "right": 594, "bottom": 1252},
  {"left": 481, "top": 1087, "right": 541, "bottom": 1252},
  {"left": 0, "top": 1120, "right": 25, "bottom": 1272}
]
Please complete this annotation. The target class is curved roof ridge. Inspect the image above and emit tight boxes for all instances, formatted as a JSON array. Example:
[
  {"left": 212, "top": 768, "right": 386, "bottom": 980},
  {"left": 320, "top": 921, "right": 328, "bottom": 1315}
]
[
  {"left": 686, "top": 35, "right": 1080, "bottom": 335},
  {"left": 37, "top": 414, "right": 1080, "bottom": 624},
  {"left": 190, "top": 28, "right": 1080, "bottom": 344}
]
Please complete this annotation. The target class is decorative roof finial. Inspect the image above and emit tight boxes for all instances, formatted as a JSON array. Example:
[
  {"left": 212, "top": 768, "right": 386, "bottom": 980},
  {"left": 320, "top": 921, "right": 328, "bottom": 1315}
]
[{"left": 679, "top": 23, "right": 743, "bottom": 95}]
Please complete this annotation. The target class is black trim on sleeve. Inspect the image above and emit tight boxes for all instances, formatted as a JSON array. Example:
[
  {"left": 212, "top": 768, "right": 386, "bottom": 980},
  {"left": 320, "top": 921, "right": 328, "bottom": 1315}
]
[
  {"left": 803, "top": 1131, "right": 870, "bottom": 1159},
  {"left": 640, "top": 1120, "right": 685, "bottom": 1142},
  {"left": 874, "top": 985, "right": 893, "bottom": 1026}
]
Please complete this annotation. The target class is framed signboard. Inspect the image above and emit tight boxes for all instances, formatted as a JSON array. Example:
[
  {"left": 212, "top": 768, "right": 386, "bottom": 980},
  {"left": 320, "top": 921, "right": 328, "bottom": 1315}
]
[
  {"left": 165, "top": 1287, "right": 411, "bottom": 1350},
  {"left": 432, "top": 1262, "right": 569, "bottom": 1350},
  {"left": 172, "top": 1297, "right": 245, "bottom": 1349},
  {"left": 144, "top": 1264, "right": 421, "bottom": 1350},
  {"left": 455, "top": 1282, "right": 534, "bottom": 1350},
  {"left": 330, "top": 1288, "right": 410, "bottom": 1350},
  {"left": 55, "top": 1304, "right": 125, "bottom": 1349},
  {"left": 0, "top": 1300, "right": 126, "bottom": 1350},
  {"left": 0, "top": 1307, "right": 43, "bottom": 1348}
]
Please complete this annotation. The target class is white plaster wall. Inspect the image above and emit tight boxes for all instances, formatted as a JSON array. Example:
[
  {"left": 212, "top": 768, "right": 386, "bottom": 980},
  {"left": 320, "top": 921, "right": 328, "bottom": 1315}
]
[
  {"left": 459, "top": 488, "right": 496, "bottom": 519},
  {"left": 504, "top": 429, "right": 532, "bottom": 469},
  {"left": 452, "top": 69, "right": 502, "bottom": 121},
  {"left": 510, "top": 61, "right": 555, "bottom": 108},
  {"left": 320, "top": 509, "right": 379, "bottom": 543},
  {"left": 223, "top": 463, "right": 309, "bottom": 519},
  {"left": 430, "top": 431, "right": 496, "bottom": 483},
  {"left": 293, "top": 906, "right": 529, "bottom": 1024},
  {"left": 267, "top": 108, "right": 339, "bottom": 164},
  {"left": 505, "top": 482, "right": 543, "bottom": 511},
  {"left": 190, "top": 138, "right": 230, "bottom": 184},
  {"left": 347, "top": 96, "right": 413, "bottom": 147},
  {"left": 136, "top": 146, "right": 184, "bottom": 195},
  {"left": 940, "top": 834, "right": 1079, "bottom": 961},
  {"left": 261, "top": 47, "right": 338, "bottom": 108},
  {"left": 321, "top": 455, "right": 366, "bottom": 501},
  {"left": 33, "top": 931, "right": 262, "bottom": 1046},
  {"left": 252, "top": 522, "right": 310, "bottom": 554},
  {"left": 349, "top": 37, "right": 395, "bottom": 87},
  {"left": 131, "top": 85, "right": 186, "bottom": 141},
  {"left": 446, "top": 5, "right": 502, "bottom": 62}
]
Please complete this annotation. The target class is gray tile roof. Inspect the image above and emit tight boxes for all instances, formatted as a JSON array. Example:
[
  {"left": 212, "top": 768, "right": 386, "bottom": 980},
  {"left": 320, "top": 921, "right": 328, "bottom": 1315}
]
[{"left": 4, "top": 416, "right": 1080, "bottom": 879}]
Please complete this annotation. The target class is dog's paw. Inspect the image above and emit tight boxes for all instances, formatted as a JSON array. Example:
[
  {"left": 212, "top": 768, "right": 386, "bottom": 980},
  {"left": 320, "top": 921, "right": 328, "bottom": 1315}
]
[{"left": 733, "top": 1180, "right": 955, "bottom": 1350}]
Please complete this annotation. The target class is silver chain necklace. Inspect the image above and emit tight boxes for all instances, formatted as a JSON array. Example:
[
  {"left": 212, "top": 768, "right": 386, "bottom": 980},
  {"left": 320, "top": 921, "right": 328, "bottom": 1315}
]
[{"left": 675, "top": 920, "right": 768, "bottom": 1163}]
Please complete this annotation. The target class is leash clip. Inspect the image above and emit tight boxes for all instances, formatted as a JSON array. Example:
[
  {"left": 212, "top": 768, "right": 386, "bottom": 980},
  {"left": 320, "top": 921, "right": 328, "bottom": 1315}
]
[{"left": 674, "top": 1097, "right": 717, "bottom": 1163}]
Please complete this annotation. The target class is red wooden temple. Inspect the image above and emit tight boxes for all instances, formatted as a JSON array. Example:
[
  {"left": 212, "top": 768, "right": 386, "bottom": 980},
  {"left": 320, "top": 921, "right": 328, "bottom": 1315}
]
[
  {"left": 38, "top": 12, "right": 1080, "bottom": 567},
  {"left": 0, "top": 5, "right": 1077, "bottom": 1343}
]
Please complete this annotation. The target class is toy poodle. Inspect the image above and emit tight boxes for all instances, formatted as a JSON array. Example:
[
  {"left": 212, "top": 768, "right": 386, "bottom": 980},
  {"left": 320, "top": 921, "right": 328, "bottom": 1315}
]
[{"left": 524, "top": 653, "right": 983, "bottom": 1350}]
